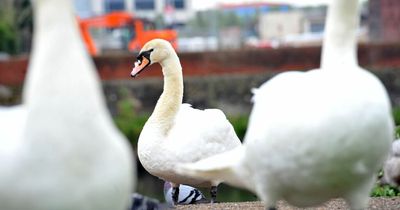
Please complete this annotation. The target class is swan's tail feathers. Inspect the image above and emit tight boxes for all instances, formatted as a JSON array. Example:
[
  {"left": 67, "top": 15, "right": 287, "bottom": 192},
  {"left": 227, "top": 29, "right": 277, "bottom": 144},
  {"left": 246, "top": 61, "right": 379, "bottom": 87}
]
[{"left": 177, "top": 146, "right": 248, "bottom": 190}]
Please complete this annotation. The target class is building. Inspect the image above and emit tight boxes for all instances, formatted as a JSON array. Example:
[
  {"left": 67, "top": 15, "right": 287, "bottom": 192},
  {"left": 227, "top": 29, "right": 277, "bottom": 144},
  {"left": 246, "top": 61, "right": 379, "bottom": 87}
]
[
  {"left": 220, "top": 2, "right": 291, "bottom": 17},
  {"left": 258, "top": 10, "right": 305, "bottom": 42},
  {"left": 369, "top": 0, "right": 400, "bottom": 43},
  {"left": 73, "top": 0, "right": 195, "bottom": 26},
  {"left": 257, "top": 6, "right": 327, "bottom": 46}
]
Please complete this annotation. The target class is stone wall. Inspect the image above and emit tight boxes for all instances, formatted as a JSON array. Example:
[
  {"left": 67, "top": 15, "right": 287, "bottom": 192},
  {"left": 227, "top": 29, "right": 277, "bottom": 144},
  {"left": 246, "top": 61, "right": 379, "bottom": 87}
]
[{"left": 104, "top": 68, "right": 400, "bottom": 117}]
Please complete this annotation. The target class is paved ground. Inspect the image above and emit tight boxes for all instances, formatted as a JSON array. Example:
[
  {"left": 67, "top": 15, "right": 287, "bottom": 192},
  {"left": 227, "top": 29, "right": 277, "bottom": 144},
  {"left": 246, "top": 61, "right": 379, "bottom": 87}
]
[{"left": 175, "top": 197, "right": 400, "bottom": 210}]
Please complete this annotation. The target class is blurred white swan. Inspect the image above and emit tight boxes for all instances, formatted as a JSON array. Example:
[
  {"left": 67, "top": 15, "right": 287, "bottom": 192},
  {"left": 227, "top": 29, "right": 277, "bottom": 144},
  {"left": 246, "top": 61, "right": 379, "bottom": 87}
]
[
  {"left": 178, "top": 0, "right": 394, "bottom": 209},
  {"left": 130, "top": 39, "right": 241, "bottom": 204},
  {"left": 0, "top": 0, "right": 134, "bottom": 209}
]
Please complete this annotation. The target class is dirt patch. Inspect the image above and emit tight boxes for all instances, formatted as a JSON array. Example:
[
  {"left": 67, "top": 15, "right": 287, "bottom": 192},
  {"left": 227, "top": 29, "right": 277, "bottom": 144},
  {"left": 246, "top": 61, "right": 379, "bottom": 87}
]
[{"left": 175, "top": 197, "right": 400, "bottom": 210}]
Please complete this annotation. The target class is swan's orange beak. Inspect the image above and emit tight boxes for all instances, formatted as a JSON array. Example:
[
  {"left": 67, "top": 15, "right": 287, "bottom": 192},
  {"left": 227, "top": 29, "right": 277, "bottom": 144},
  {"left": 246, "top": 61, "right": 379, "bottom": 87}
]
[{"left": 131, "top": 56, "right": 150, "bottom": 78}]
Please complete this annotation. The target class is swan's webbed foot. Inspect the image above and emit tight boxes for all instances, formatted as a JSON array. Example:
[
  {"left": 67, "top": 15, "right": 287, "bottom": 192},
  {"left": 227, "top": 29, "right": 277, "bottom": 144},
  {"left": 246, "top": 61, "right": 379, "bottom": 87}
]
[
  {"left": 210, "top": 185, "right": 218, "bottom": 203},
  {"left": 172, "top": 186, "right": 180, "bottom": 205}
]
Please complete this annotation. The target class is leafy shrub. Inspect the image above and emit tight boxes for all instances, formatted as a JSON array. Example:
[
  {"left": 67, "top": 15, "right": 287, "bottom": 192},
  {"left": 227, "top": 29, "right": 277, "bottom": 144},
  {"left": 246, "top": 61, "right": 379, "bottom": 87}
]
[
  {"left": 371, "top": 185, "right": 400, "bottom": 197},
  {"left": 227, "top": 115, "right": 248, "bottom": 141},
  {"left": 113, "top": 88, "right": 149, "bottom": 147},
  {"left": 393, "top": 107, "right": 400, "bottom": 127}
]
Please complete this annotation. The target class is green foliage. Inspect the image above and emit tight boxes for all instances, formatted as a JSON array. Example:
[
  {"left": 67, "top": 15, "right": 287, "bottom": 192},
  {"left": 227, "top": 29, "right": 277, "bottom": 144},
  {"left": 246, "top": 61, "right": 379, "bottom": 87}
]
[
  {"left": 393, "top": 107, "right": 400, "bottom": 126},
  {"left": 0, "top": 0, "right": 32, "bottom": 54},
  {"left": 0, "top": 19, "right": 17, "bottom": 54},
  {"left": 371, "top": 185, "right": 400, "bottom": 197},
  {"left": 113, "top": 88, "right": 149, "bottom": 147},
  {"left": 228, "top": 115, "right": 248, "bottom": 141},
  {"left": 114, "top": 114, "right": 148, "bottom": 147},
  {"left": 217, "top": 184, "right": 258, "bottom": 202}
]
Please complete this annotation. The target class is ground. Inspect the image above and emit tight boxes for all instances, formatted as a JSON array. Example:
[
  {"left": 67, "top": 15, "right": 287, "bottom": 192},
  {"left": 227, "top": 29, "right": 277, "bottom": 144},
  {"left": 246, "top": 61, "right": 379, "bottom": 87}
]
[{"left": 175, "top": 197, "right": 400, "bottom": 210}]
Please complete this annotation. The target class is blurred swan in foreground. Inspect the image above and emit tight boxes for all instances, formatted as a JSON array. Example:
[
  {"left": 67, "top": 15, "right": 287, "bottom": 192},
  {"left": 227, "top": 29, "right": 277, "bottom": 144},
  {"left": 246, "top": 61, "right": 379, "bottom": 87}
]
[
  {"left": 130, "top": 39, "right": 241, "bottom": 204},
  {"left": 178, "top": 0, "right": 394, "bottom": 209},
  {"left": 0, "top": 0, "right": 134, "bottom": 209}
]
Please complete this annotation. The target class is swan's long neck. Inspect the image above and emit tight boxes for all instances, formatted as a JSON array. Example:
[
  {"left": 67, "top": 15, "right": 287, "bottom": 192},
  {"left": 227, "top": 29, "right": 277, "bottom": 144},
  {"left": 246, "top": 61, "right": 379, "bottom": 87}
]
[
  {"left": 321, "top": 0, "right": 360, "bottom": 69},
  {"left": 149, "top": 54, "right": 183, "bottom": 135},
  {"left": 23, "top": 0, "right": 110, "bottom": 138}
]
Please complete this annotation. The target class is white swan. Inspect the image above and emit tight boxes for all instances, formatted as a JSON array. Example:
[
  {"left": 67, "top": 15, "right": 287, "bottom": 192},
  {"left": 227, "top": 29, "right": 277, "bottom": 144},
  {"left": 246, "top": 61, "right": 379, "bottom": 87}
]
[
  {"left": 130, "top": 39, "right": 241, "bottom": 204},
  {"left": 178, "top": 0, "right": 394, "bottom": 209},
  {"left": 0, "top": 0, "right": 134, "bottom": 209}
]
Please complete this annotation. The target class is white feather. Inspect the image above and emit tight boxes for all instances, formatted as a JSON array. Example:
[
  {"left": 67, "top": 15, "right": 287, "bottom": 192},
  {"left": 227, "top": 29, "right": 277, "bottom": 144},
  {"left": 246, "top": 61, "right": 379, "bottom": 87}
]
[{"left": 139, "top": 103, "right": 241, "bottom": 187}]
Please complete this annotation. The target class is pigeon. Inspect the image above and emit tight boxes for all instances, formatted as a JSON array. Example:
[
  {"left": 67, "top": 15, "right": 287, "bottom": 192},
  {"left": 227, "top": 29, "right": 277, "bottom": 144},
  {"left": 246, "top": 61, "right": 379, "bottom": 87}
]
[
  {"left": 130, "top": 193, "right": 168, "bottom": 210},
  {"left": 163, "top": 181, "right": 208, "bottom": 206}
]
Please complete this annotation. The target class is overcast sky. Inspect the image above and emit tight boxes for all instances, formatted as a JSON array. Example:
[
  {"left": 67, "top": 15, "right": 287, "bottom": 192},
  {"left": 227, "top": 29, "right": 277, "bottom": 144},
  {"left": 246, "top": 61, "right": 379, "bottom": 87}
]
[{"left": 192, "top": 0, "right": 367, "bottom": 11}]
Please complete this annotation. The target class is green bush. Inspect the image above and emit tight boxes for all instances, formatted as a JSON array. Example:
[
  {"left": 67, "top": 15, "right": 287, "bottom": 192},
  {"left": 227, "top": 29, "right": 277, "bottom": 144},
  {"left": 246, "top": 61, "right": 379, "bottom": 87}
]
[
  {"left": 0, "top": 20, "right": 17, "bottom": 54},
  {"left": 227, "top": 115, "right": 248, "bottom": 141},
  {"left": 393, "top": 107, "right": 400, "bottom": 127},
  {"left": 371, "top": 185, "right": 400, "bottom": 197},
  {"left": 113, "top": 88, "right": 149, "bottom": 147},
  {"left": 115, "top": 114, "right": 148, "bottom": 147}
]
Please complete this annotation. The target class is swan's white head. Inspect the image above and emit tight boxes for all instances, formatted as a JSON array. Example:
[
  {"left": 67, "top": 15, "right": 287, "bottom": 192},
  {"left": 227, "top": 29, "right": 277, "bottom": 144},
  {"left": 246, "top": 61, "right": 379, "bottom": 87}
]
[{"left": 131, "top": 39, "right": 175, "bottom": 78}]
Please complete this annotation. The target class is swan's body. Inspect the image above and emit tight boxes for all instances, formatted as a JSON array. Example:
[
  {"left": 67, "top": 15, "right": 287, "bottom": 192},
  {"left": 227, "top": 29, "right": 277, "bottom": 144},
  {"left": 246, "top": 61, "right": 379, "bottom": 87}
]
[
  {"left": 139, "top": 104, "right": 240, "bottom": 186},
  {"left": 0, "top": 0, "right": 134, "bottom": 209},
  {"left": 0, "top": 105, "right": 26, "bottom": 144},
  {"left": 131, "top": 39, "right": 241, "bottom": 203},
  {"left": 178, "top": 0, "right": 394, "bottom": 209}
]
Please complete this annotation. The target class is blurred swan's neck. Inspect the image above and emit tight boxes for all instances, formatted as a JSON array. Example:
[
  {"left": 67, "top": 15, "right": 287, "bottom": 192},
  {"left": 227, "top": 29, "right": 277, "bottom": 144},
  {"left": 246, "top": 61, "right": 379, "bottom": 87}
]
[
  {"left": 321, "top": 0, "right": 360, "bottom": 69},
  {"left": 149, "top": 55, "right": 183, "bottom": 135},
  {"left": 23, "top": 0, "right": 110, "bottom": 143},
  {"left": 24, "top": 0, "right": 105, "bottom": 114}
]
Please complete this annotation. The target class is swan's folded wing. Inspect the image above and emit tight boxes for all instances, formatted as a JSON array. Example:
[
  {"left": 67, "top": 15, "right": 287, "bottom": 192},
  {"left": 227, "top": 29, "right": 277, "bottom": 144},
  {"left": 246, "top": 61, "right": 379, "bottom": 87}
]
[
  {"left": 176, "top": 146, "right": 249, "bottom": 189},
  {"left": 168, "top": 104, "right": 241, "bottom": 161}
]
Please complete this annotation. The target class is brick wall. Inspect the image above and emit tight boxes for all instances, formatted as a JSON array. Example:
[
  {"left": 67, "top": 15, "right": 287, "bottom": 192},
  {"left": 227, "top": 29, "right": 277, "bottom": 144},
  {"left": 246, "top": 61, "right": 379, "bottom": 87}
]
[
  {"left": 1, "top": 43, "right": 400, "bottom": 86},
  {"left": 2, "top": 44, "right": 400, "bottom": 114}
]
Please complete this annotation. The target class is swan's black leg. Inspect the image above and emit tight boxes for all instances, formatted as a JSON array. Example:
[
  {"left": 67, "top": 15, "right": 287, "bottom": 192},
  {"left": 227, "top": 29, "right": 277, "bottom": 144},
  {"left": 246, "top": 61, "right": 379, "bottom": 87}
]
[
  {"left": 172, "top": 186, "right": 180, "bottom": 205},
  {"left": 210, "top": 186, "right": 218, "bottom": 203},
  {"left": 267, "top": 207, "right": 277, "bottom": 210}
]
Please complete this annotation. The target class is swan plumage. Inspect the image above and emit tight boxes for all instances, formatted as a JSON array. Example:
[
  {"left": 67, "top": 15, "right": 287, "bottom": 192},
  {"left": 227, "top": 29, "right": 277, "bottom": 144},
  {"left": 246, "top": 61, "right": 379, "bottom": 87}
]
[
  {"left": 131, "top": 39, "right": 241, "bottom": 203},
  {"left": 0, "top": 0, "right": 134, "bottom": 209},
  {"left": 178, "top": 0, "right": 394, "bottom": 209},
  {"left": 0, "top": 105, "right": 26, "bottom": 146}
]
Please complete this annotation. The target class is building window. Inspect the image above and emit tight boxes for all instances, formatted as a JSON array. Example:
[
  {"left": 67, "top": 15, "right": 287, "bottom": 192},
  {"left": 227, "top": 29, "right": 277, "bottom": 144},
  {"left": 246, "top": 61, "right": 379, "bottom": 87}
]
[
  {"left": 310, "top": 22, "right": 324, "bottom": 33},
  {"left": 105, "top": 0, "right": 125, "bottom": 12},
  {"left": 74, "top": 0, "right": 92, "bottom": 18},
  {"left": 165, "top": 0, "right": 185, "bottom": 10},
  {"left": 135, "top": 0, "right": 155, "bottom": 10},
  {"left": 173, "top": 0, "right": 185, "bottom": 9}
]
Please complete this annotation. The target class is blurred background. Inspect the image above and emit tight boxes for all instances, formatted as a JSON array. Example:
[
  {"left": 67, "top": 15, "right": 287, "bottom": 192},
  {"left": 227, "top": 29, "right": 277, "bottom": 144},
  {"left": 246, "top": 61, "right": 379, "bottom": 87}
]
[{"left": 1, "top": 0, "right": 400, "bottom": 202}]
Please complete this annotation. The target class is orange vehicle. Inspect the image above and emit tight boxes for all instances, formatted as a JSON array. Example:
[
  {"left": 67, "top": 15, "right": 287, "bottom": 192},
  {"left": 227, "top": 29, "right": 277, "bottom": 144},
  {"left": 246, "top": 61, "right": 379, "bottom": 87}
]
[{"left": 79, "top": 11, "right": 178, "bottom": 55}]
